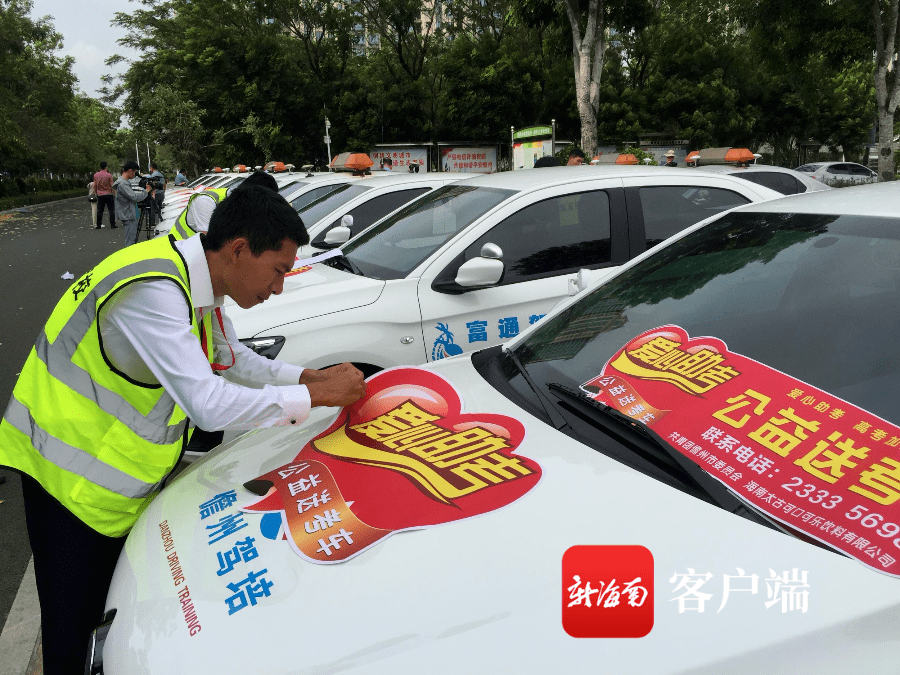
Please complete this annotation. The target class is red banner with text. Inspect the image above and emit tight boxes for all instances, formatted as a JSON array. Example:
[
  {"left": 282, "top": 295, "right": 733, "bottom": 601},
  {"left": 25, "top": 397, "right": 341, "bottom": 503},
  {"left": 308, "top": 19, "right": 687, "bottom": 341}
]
[{"left": 582, "top": 325, "right": 900, "bottom": 578}]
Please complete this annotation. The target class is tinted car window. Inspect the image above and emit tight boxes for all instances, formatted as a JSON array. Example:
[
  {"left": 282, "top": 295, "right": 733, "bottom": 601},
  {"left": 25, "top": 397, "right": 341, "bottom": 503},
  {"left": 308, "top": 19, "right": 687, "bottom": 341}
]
[
  {"left": 290, "top": 184, "right": 346, "bottom": 214},
  {"left": 827, "top": 164, "right": 850, "bottom": 175},
  {"left": 295, "top": 184, "right": 372, "bottom": 227},
  {"left": 639, "top": 186, "right": 751, "bottom": 248},
  {"left": 312, "top": 188, "right": 431, "bottom": 247},
  {"left": 462, "top": 191, "right": 612, "bottom": 285},
  {"left": 795, "top": 164, "right": 822, "bottom": 172},
  {"left": 735, "top": 171, "right": 803, "bottom": 195},
  {"left": 850, "top": 164, "right": 874, "bottom": 176},
  {"left": 510, "top": 211, "right": 900, "bottom": 429},
  {"left": 278, "top": 180, "right": 306, "bottom": 196},
  {"left": 341, "top": 185, "right": 516, "bottom": 280}
]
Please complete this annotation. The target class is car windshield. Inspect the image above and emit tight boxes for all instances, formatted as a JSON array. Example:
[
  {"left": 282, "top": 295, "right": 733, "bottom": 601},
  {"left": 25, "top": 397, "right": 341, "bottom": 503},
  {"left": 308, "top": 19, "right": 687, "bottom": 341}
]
[
  {"left": 501, "top": 211, "right": 900, "bottom": 427},
  {"left": 795, "top": 164, "right": 822, "bottom": 172},
  {"left": 186, "top": 175, "right": 210, "bottom": 188},
  {"left": 295, "top": 183, "right": 372, "bottom": 227},
  {"left": 339, "top": 184, "right": 517, "bottom": 279}
]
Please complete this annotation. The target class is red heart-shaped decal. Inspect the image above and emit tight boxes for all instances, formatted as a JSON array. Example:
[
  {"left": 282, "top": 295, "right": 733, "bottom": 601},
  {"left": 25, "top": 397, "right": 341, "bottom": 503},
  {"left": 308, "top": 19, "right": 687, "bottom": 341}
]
[{"left": 243, "top": 367, "right": 541, "bottom": 562}]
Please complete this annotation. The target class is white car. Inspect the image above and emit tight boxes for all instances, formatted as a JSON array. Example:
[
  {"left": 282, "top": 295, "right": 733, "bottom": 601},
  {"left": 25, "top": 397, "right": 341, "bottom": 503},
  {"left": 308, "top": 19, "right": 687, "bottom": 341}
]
[
  {"left": 795, "top": 161, "right": 878, "bottom": 187},
  {"left": 689, "top": 164, "right": 831, "bottom": 195},
  {"left": 231, "top": 166, "right": 781, "bottom": 374},
  {"left": 93, "top": 182, "right": 900, "bottom": 674}
]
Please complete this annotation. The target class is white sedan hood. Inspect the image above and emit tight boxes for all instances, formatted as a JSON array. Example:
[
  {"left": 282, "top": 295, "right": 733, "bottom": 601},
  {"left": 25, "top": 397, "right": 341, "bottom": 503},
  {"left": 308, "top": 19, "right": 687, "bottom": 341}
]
[
  {"left": 225, "top": 263, "right": 385, "bottom": 338},
  {"left": 103, "top": 357, "right": 900, "bottom": 674}
]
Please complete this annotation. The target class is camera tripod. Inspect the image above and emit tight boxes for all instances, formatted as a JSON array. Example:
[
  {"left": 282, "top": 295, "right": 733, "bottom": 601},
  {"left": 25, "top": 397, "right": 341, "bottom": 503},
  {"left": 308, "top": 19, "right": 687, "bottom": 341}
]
[{"left": 137, "top": 193, "right": 162, "bottom": 240}]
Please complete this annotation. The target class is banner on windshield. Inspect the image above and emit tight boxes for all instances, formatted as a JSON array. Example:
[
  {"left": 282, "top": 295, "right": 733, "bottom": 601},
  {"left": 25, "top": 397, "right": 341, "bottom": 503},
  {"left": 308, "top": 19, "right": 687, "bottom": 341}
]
[{"left": 582, "top": 325, "right": 900, "bottom": 578}]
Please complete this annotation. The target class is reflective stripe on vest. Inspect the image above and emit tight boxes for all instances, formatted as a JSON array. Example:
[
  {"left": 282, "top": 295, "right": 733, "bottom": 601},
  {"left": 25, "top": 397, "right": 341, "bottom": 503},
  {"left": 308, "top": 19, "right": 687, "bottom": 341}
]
[
  {"left": 0, "top": 237, "right": 212, "bottom": 535},
  {"left": 3, "top": 396, "right": 164, "bottom": 499}
]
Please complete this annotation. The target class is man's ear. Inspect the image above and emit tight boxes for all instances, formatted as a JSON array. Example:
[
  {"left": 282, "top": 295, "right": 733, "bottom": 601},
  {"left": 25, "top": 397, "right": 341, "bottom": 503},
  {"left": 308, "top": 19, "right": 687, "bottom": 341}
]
[{"left": 229, "top": 237, "right": 250, "bottom": 261}]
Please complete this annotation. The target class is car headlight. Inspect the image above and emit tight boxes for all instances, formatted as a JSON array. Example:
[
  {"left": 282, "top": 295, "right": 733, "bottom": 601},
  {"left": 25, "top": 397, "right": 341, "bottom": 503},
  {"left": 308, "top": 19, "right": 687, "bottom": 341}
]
[
  {"left": 85, "top": 608, "right": 116, "bottom": 675},
  {"left": 239, "top": 336, "right": 285, "bottom": 359}
]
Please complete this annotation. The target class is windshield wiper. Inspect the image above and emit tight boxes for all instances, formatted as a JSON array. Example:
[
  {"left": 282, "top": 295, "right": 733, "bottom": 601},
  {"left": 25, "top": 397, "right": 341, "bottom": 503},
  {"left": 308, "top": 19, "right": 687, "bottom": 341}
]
[
  {"left": 326, "top": 252, "right": 363, "bottom": 276},
  {"left": 502, "top": 349, "right": 569, "bottom": 431},
  {"left": 546, "top": 382, "right": 776, "bottom": 527}
]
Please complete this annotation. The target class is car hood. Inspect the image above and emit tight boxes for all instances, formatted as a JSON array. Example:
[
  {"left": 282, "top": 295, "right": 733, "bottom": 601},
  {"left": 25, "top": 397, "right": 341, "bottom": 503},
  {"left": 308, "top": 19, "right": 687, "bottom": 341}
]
[
  {"left": 103, "top": 356, "right": 900, "bottom": 674},
  {"left": 225, "top": 262, "right": 386, "bottom": 338}
]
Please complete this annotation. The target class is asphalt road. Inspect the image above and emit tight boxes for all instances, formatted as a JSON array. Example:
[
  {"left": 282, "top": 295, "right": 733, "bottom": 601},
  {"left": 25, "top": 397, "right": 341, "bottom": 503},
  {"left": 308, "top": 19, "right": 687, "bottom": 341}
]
[{"left": 0, "top": 197, "right": 129, "bottom": 629}]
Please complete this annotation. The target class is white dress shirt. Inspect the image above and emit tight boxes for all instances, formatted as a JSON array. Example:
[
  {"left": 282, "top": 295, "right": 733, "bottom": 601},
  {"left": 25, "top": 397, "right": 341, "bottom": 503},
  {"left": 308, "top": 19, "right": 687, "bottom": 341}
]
[
  {"left": 186, "top": 192, "right": 219, "bottom": 233},
  {"left": 99, "top": 235, "right": 311, "bottom": 431}
]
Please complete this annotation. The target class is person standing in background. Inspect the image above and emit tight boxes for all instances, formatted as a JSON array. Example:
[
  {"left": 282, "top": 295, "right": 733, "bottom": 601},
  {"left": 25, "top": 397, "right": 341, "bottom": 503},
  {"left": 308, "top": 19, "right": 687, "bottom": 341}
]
[
  {"left": 114, "top": 161, "right": 152, "bottom": 246},
  {"left": 93, "top": 162, "right": 116, "bottom": 229}
]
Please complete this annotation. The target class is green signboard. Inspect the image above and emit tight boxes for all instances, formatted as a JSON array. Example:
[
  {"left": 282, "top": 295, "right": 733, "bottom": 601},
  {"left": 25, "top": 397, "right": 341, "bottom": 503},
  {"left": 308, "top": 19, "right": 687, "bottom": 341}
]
[{"left": 513, "top": 126, "right": 552, "bottom": 140}]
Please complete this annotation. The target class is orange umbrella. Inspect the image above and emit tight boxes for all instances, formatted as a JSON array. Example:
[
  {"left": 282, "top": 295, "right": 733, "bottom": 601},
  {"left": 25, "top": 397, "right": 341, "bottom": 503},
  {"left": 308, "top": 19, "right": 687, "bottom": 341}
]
[
  {"left": 212, "top": 167, "right": 224, "bottom": 173},
  {"left": 232, "top": 164, "right": 248, "bottom": 173},
  {"left": 263, "top": 161, "right": 287, "bottom": 173}
]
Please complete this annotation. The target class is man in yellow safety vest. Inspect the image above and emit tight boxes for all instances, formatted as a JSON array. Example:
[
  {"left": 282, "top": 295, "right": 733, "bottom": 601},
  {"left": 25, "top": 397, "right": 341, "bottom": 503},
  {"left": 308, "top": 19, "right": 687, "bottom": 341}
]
[{"left": 0, "top": 184, "right": 365, "bottom": 674}]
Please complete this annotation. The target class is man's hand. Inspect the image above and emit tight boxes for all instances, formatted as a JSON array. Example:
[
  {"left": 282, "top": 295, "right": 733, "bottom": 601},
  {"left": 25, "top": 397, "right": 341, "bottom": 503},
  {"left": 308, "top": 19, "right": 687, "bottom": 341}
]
[{"left": 303, "top": 363, "right": 366, "bottom": 408}]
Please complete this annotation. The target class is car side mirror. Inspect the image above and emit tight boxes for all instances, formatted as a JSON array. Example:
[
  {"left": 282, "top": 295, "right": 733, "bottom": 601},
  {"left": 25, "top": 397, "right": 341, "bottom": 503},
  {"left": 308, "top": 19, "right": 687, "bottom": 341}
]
[
  {"left": 324, "top": 215, "right": 353, "bottom": 246},
  {"left": 455, "top": 243, "right": 504, "bottom": 288}
]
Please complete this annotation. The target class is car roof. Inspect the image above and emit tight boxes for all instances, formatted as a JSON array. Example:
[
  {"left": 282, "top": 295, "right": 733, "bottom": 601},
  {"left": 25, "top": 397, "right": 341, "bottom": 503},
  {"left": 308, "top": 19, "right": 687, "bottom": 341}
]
[
  {"left": 689, "top": 165, "right": 801, "bottom": 175},
  {"left": 739, "top": 180, "right": 899, "bottom": 215},
  {"left": 449, "top": 164, "right": 723, "bottom": 191}
]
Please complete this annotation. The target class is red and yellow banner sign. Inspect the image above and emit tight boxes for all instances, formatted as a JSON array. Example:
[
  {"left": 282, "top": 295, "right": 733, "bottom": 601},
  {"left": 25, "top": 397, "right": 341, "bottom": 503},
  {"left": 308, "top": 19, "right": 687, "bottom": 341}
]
[
  {"left": 582, "top": 326, "right": 900, "bottom": 578},
  {"left": 243, "top": 367, "right": 542, "bottom": 563}
]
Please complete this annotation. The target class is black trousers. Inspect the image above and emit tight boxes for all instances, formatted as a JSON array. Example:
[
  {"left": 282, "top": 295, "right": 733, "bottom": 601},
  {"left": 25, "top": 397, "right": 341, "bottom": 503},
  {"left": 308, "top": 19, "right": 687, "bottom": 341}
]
[
  {"left": 21, "top": 474, "right": 125, "bottom": 675},
  {"left": 95, "top": 194, "right": 115, "bottom": 227}
]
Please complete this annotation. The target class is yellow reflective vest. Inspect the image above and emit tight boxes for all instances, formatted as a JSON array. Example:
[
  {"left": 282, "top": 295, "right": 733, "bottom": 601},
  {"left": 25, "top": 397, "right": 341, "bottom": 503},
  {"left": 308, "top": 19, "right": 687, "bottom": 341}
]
[
  {"left": 0, "top": 236, "right": 214, "bottom": 536},
  {"left": 170, "top": 187, "right": 229, "bottom": 240}
]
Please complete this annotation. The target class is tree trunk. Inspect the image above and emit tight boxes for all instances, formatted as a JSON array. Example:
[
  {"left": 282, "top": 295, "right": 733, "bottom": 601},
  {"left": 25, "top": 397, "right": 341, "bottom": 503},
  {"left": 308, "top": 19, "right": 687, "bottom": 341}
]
[
  {"left": 873, "top": 0, "right": 900, "bottom": 181},
  {"left": 877, "top": 109, "right": 895, "bottom": 180},
  {"left": 565, "top": 0, "right": 606, "bottom": 156}
]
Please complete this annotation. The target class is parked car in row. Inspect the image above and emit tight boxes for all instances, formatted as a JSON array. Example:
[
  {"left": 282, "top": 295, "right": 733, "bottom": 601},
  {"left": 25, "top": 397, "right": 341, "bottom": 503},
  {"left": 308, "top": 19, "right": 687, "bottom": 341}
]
[
  {"left": 691, "top": 164, "right": 831, "bottom": 195},
  {"left": 795, "top": 161, "right": 878, "bottom": 186},
  {"left": 93, "top": 182, "right": 900, "bottom": 675},
  {"left": 230, "top": 166, "right": 781, "bottom": 374}
]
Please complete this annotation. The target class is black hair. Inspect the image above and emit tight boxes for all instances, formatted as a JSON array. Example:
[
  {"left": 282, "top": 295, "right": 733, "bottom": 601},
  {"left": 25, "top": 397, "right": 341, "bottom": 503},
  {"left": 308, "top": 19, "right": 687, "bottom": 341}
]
[
  {"left": 533, "top": 156, "right": 560, "bottom": 167},
  {"left": 149, "top": 162, "right": 158, "bottom": 170},
  {"left": 236, "top": 171, "right": 278, "bottom": 192},
  {"left": 100, "top": 161, "right": 108, "bottom": 170},
  {"left": 569, "top": 148, "right": 586, "bottom": 160},
  {"left": 122, "top": 160, "right": 140, "bottom": 172},
  {"left": 204, "top": 184, "right": 309, "bottom": 254}
]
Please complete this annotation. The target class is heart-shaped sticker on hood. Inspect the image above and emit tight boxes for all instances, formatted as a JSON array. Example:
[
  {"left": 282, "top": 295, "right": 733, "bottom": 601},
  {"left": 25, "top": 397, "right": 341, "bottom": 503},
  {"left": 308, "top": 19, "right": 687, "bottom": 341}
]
[{"left": 242, "top": 367, "right": 542, "bottom": 563}]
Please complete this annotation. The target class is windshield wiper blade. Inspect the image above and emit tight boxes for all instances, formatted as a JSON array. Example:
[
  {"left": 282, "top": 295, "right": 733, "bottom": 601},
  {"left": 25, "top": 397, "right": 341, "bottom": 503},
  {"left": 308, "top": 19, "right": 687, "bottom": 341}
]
[
  {"left": 546, "top": 382, "right": 775, "bottom": 526},
  {"left": 502, "top": 349, "right": 569, "bottom": 431},
  {"left": 327, "top": 252, "right": 363, "bottom": 276}
]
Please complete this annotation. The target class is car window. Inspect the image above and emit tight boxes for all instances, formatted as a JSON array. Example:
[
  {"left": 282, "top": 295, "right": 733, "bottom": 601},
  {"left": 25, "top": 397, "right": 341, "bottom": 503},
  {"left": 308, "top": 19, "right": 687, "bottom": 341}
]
[
  {"left": 510, "top": 211, "right": 900, "bottom": 425},
  {"left": 289, "top": 184, "right": 346, "bottom": 214},
  {"left": 278, "top": 180, "right": 307, "bottom": 196},
  {"left": 795, "top": 164, "right": 821, "bottom": 173},
  {"left": 312, "top": 188, "right": 431, "bottom": 247},
  {"left": 294, "top": 184, "right": 372, "bottom": 227},
  {"left": 850, "top": 164, "right": 874, "bottom": 176},
  {"left": 340, "top": 185, "right": 516, "bottom": 280},
  {"left": 186, "top": 175, "right": 211, "bottom": 188},
  {"left": 461, "top": 191, "right": 612, "bottom": 285},
  {"left": 735, "top": 171, "right": 803, "bottom": 195},
  {"left": 638, "top": 186, "right": 751, "bottom": 248},
  {"left": 827, "top": 164, "right": 850, "bottom": 175},
  {"left": 218, "top": 176, "right": 245, "bottom": 189}
]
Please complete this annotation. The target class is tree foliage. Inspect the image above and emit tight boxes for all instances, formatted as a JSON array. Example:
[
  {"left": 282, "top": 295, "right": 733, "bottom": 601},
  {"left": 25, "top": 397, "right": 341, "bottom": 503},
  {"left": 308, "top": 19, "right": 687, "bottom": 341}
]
[{"left": 0, "top": 0, "right": 119, "bottom": 176}]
